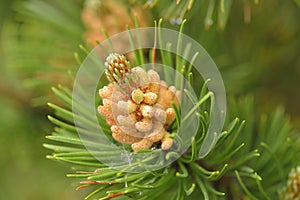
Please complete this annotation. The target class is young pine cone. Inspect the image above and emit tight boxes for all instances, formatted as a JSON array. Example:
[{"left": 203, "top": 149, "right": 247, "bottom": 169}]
[{"left": 98, "top": 53, "right": 180, "bottom": 151}]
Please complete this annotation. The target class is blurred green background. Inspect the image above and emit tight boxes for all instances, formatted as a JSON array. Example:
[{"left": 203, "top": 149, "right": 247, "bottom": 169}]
[
  {"left": 0, "top": 0, "right": 299, "bottom": 199},
  {"left": 0, "top": 0, "right": 83, "bottom": 199}
]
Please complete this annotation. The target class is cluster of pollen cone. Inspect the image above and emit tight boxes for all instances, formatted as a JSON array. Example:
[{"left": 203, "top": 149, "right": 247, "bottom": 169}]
[
  {"left": 98, "top": 53, "right": 180, "bottom": 151},
  {"left": 279, "top": 166, "right": 300, "bottom": 200}
]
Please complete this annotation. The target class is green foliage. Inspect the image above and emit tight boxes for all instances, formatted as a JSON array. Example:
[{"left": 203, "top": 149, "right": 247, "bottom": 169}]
[
  {"left": 2, "top": 0, "right": 85, "bottom": 106},
  {"left": 221, "top": 96, "right": 300, "bottom": 199},
  {"left": 46, "top": 61, "right": 300, "bottom": 199}
]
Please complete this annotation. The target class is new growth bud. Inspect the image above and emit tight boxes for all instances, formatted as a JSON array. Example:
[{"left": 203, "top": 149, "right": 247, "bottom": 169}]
[{"left": 99, "top": 53, "right": 180, "bottom": 151}]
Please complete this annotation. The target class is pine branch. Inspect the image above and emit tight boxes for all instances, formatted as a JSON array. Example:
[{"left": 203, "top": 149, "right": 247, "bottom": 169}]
[
  {"left": 44, "top": 21, "right": 300, "bottom": 199},
  {"left": 4, "top": 0, "right": 298, "bottom": 199}
]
